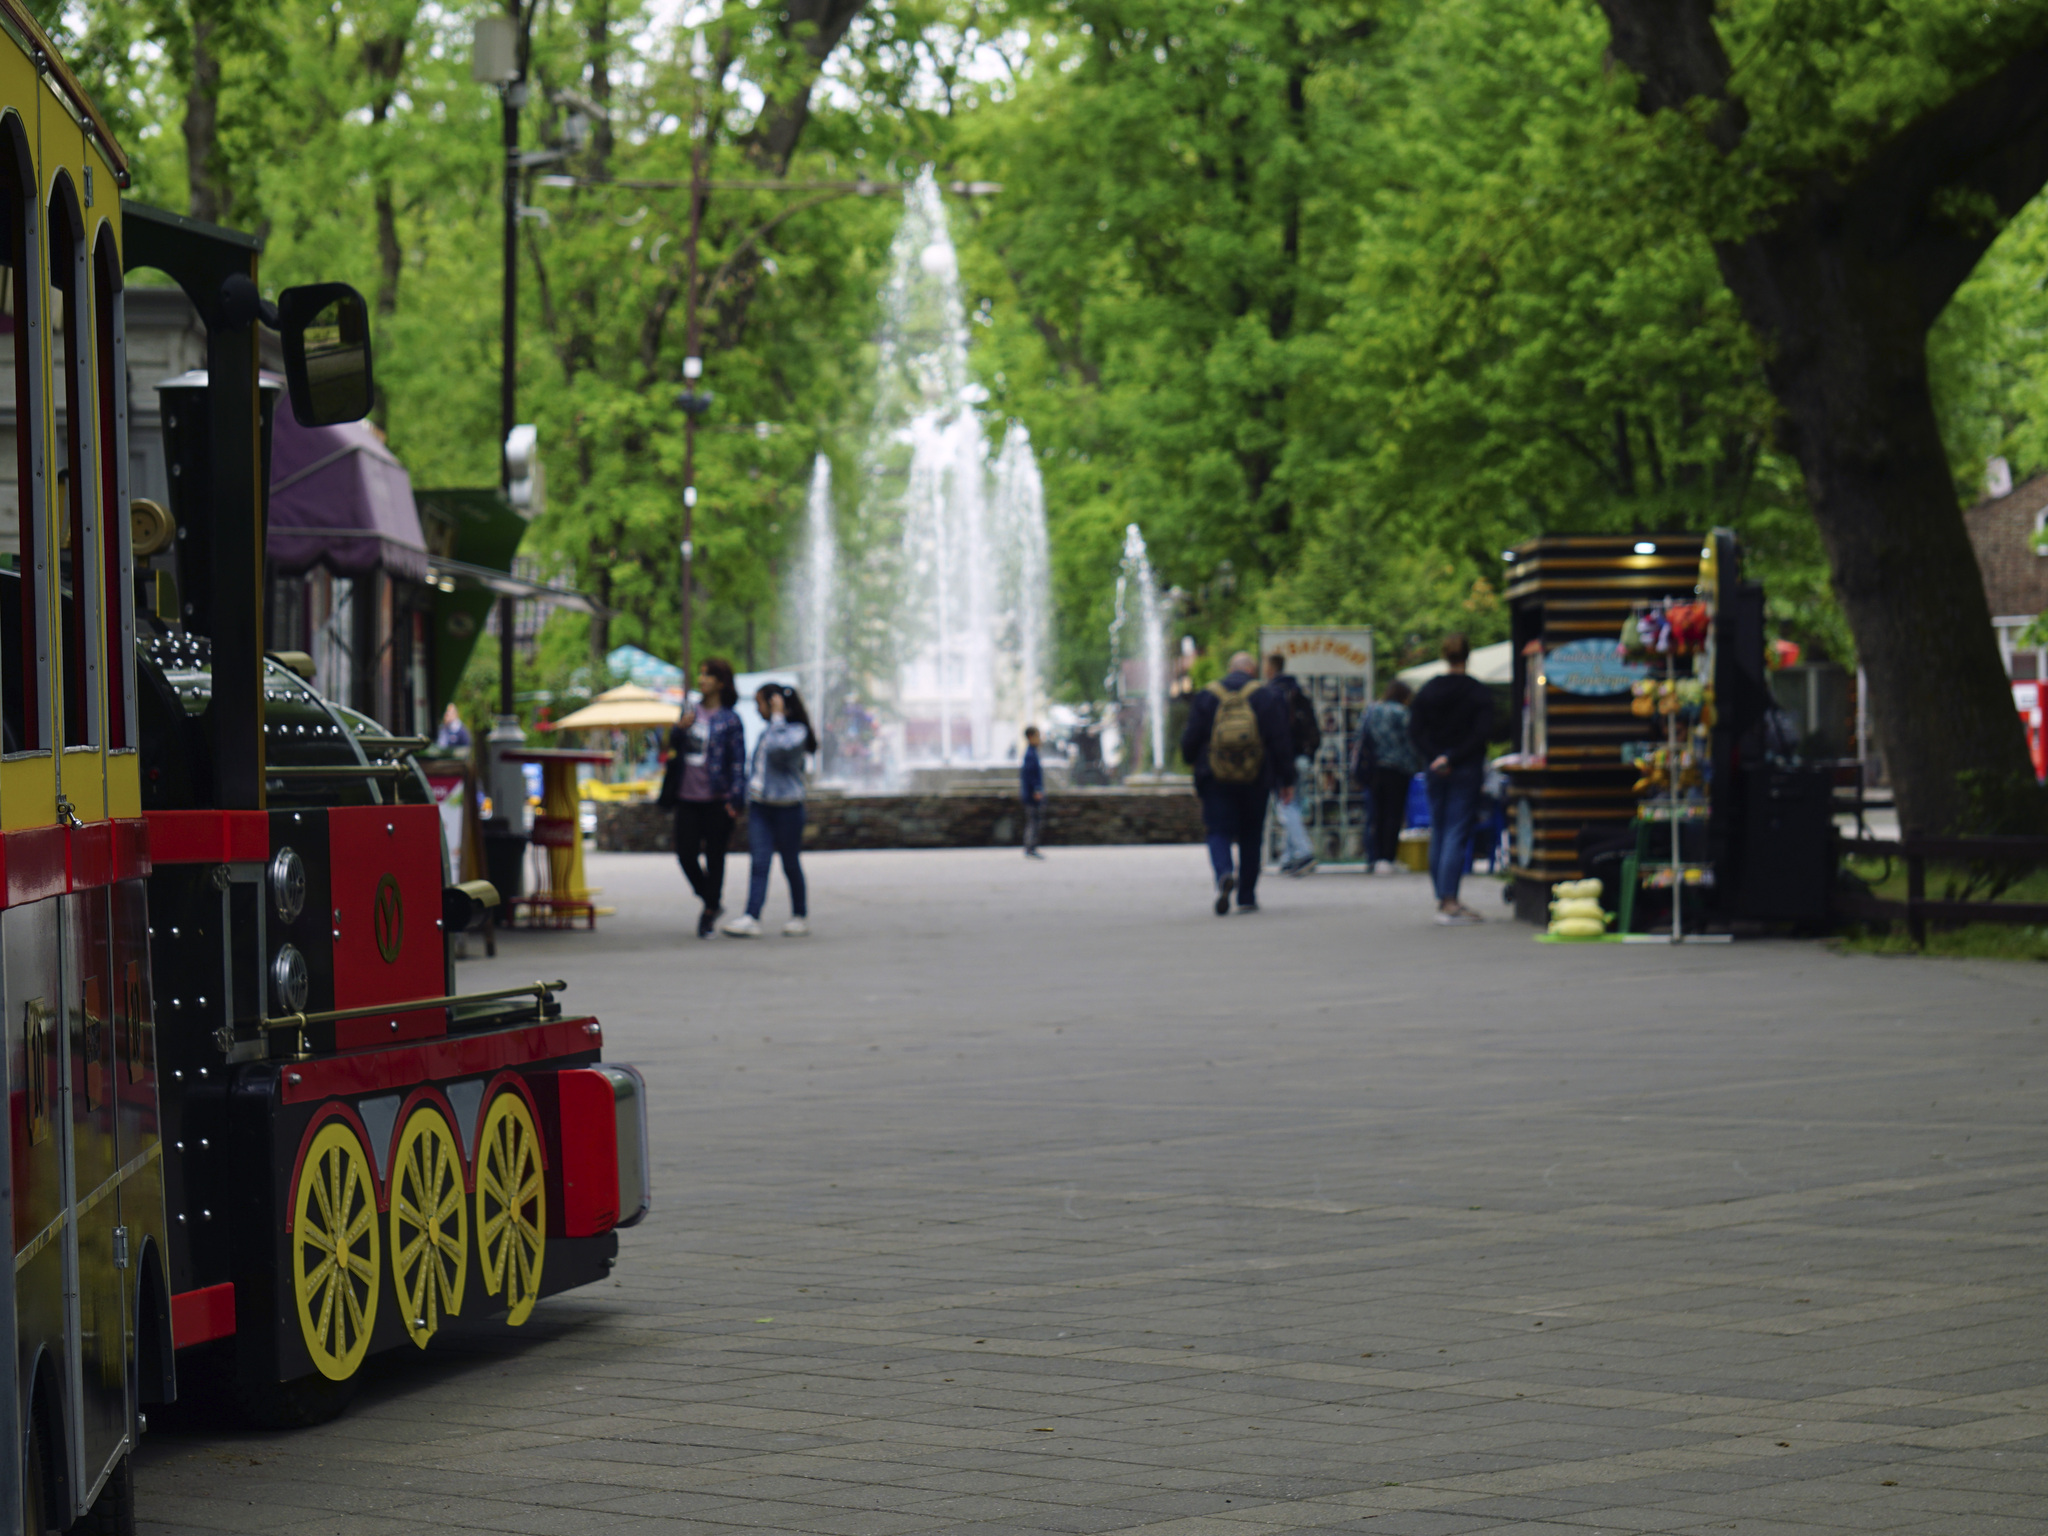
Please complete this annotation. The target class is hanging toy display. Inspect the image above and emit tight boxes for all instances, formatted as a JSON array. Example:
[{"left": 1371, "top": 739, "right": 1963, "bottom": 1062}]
[
  {"left": 1628, "top": 678, "right": 1715, "bottom": 727},
  {"left": 1618, "top": 598, "right": 1712, "bottom": 662}
]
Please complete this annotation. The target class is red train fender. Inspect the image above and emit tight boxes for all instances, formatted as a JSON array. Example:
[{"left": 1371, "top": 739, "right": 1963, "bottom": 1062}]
[
  {"left": 283, "top": 1102, "right": 382, "bottom": 1231},
  {"left": 553, "top": 1069, "right": 620, "bottom": 1238},
  {"left": 387, "top": 1085, "right": 466, "bottom": 1191}
]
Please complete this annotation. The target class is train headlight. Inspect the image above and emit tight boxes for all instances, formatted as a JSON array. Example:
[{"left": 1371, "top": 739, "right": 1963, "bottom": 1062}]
[
  {"left": 270, "top": 846, "right": 306, "bottom": 924},
  {"left": 272, "top": 944, "right": 309, "bottom": 1013}
]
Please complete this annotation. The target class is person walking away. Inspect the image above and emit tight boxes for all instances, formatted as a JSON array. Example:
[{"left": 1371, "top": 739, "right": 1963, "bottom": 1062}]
[
  {"left": 1181, "top": 650, "right": 1298, "bottom": 915},
  {"left": 1263, "top": 654, "right": 1324, "bottom": 875},
  {"left": 722, "top": 684, "right": 816, "bottom": 937},
  {"left": 1352, "top": 679, "right": 1419, "bottom": 873},
  {"left": 1408, "top": 633, "right": 1494, "bottom": 923},
  {"left": 435, "top": 702, "right": 471, "bottom": 751},
  {"left": 658, "top": 657, "right": 746, "bottom": 937},
  {"left": 1020, "top": 725, "right": 1047, "bottom": 859}
]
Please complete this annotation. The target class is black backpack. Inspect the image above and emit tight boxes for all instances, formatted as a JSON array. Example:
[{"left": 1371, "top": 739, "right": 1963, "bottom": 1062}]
[{"left": 1286, "top": 687, "right": 1322, "bottom": 759}]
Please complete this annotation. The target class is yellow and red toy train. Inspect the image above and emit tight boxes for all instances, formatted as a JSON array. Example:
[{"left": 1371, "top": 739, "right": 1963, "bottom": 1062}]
[{"left": 0, "top": 7, "right": 648, "bottom": 1528}]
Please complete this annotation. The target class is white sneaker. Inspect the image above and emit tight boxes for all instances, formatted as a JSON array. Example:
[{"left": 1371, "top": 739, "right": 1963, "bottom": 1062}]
[
  {"left": 720, "top": 913, "right": 762, "bottom": 937},
  {"left": 782, "top": 917, "right": 810, "bottom": 937}
]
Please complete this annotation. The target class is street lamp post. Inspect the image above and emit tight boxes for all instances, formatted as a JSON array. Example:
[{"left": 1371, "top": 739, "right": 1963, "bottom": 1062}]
[
  {"left": 474, "top": 14, "right": 524, "bottom": 722},
  {"left": 497, "top": 76, "right": 524, "bottom": 719},
  {"left": 473, "top": 11, "right": 533, "bottom": 892},
  {"left": 677, "top": 124, "right": 708, "bottom": 685}
]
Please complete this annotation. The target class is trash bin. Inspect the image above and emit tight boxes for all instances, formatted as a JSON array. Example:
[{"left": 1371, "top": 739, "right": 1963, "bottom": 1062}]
[{"left": 482, "top": 819, "right": 527, "bottom": 903}]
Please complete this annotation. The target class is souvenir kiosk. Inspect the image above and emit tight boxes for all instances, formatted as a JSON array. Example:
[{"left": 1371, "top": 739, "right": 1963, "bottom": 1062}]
[{"left": 1501, "top": 530, "right": 1780, "bottom": 929}]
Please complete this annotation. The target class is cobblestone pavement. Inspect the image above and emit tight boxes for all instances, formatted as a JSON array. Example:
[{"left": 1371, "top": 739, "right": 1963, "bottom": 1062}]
[{"left": 136, "top": 847, "right": 2048, "bottom": 1535}]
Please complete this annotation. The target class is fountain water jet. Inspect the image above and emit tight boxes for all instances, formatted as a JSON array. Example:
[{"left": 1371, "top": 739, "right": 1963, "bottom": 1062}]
[
  {"left": 790, "top": 455, "right": 837, "bottom": 702},
  {"left": 812, "top": 168, "right": 1049, "bottom": 773},
  {"left": 1106, "top": 523, "right": 1168, "bottom": 775}
]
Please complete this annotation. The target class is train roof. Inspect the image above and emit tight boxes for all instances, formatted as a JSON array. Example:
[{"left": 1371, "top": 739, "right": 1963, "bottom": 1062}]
[{"left": 0, "top": 0, "right": 129, "bottom": 185}]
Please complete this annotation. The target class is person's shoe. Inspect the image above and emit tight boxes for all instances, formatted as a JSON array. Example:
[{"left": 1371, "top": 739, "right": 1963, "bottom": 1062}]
[
  {"left": 782, "top": 917, "right": 810, "bottom": 937},
  {"left": 1237, "top": 899, "right": 1260, "bottom": 913},
  {"left": 720, "top": 913, "right": 762, "bottom": 937},
  {"left": 1374, "top": 860, "right": 1396, "bottom": 876},
  {"left": 1452, "top": 903, "right": 1486, "bottom": 922},
  {"left": 1287, "top": 856, "right": 1318, "bottom": 877},
  {"left": 1214, "top": 872, "right": 1236, "bottom": 916},
  {"left": 697, "top": 907, "right": 717, "bottom": 938},
  {"left": 1434, "top": 908, "right": 1480, "bottom": 926},
  {"left": 1025, "top": 849, "right": 1046, "bottom": 860}
]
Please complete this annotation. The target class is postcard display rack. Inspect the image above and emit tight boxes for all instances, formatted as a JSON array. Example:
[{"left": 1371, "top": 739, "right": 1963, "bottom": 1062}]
[{"left": 1259, "top": 626, "right": 1375, "bottom": 867}]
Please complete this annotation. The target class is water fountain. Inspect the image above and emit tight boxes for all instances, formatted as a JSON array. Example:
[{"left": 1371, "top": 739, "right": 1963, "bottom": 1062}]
[
  {"left": 807, "top": 168, "right": 1051, "bottom": 778},
  {"left": 791, "top": 455, "right": 836, "bottom": 700},
  {"left": 1106, "top": 523, "right": 1169, "bottom": 776},
  {"left": 991, "top": 424, "right": 1050, "bottom": 736}
]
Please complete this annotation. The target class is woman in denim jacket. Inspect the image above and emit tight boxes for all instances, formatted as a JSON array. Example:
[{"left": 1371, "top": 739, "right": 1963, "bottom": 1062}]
[
  {"left": 1352, "top": 679, "right": 1419, "bottom": 874},
  {"left": 721, "top": 684, "right": 817, "bottom": 937},
  {"left": 659, "top": 657, "right": 747, "bottom": 937}
]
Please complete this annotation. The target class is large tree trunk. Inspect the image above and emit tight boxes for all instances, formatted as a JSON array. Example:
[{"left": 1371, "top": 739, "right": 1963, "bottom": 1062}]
[
  {"left": 360, "top": 28, "right": 411, "bottom": 322},
  {"left": 185, "top": 13, "right": 225, "bottom": 224},
  {"left": 1597, "top": 2, "right": 2048, "bottom": 834},
  {"left": 1714, "top": 230, "right": 2023, "bottom": 835}
]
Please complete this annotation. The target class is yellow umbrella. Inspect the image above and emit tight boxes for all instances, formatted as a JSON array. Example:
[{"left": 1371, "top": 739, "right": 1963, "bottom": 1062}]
[{"left": 549, "top": 683, "right": 681, "bottom": 731}]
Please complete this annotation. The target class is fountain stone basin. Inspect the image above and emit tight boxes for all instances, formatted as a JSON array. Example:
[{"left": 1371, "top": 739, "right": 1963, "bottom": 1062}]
[{"left": 595, "top": 787, "right": 1202, "bottom": 852}]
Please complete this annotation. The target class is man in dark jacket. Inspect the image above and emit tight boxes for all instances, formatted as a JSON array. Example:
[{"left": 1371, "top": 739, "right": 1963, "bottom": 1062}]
[
  {"left": 1407, "top": 632, "right": 1494, "bottom": 924},
  {"left": 1020, "top": 725, "right": 1046, "bottom": 859},
  {"left": 1263, "top": 654, "right": 1319, "bottom": 875},
  {"left": 1180, "top": 650, "right": 1298, "bottom": 916}
]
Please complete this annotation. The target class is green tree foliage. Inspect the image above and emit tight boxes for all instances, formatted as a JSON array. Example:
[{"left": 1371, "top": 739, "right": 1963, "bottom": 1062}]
[
  {"left": 43, "top": 0, "right": 2048, "bottom": 736},
  {"left": 952, "top": 0, "right": 1839, "bottom": 683},
  {"left": 53, "top": 0, "right": 947, "bottom": 712},
  {"left": 1590, "top": 0, "right": 2048, "bottom": 831}
]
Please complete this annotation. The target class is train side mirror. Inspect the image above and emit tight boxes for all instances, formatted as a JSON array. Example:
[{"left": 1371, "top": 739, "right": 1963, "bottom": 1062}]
[{"left": 277, "top": 282, "right": 374, "bottom": 426}]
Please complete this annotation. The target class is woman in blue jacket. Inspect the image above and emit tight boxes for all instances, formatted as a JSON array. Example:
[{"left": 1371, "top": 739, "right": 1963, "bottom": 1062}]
[
  {"left": 721, "top": 684, "right": 817, "bottom": 937},
  {"left": 660, "top": 657, "right": 746, "bottom": 937}
]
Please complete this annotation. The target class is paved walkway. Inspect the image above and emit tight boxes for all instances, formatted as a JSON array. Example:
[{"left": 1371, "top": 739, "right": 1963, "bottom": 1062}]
[{"left": 137, "top": 847, "right": 2048, "bottom": 1534}]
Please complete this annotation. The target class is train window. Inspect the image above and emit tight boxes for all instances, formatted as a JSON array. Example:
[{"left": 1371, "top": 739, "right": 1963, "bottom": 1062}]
[
  {"left": 0, "top": 113, "right": 43, "bottom": 754},
  {"left": 49, "top": 175, "right": 95, "bottom": 749},
  {"left": 93, "top": 229, "right": 129, "bottom": 750}
]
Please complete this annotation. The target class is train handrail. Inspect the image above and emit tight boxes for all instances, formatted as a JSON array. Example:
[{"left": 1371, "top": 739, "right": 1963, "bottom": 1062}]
[
  {"left": 264, "top": 763, "right": 412, "bottom": 779},
  {"left": 261, "top": 978, "right": 567, "bottom": 1034}
]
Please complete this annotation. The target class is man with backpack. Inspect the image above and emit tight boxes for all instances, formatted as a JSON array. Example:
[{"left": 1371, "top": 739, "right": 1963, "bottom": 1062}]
[
  {"left": 1264, "top": 653, "right": 1324, "bottom": 875},
  {"left": 1180, "top": 650, "right": 1299, "bottom": 915}
]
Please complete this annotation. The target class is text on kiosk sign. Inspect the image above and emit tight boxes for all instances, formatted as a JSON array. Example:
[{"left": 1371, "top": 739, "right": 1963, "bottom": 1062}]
[{"left": 1265, "top": 631, "right": 1372, "bottom": 675}]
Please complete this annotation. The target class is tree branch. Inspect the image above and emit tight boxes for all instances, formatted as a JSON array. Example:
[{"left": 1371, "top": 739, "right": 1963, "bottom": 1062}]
[
  {"left": 1593, "top": 0, "right": 1744, "bottom": 150},
  {"left": 1840, "top": 41, "right": 2048, "bottom": 325},
  {"left": 741, "top": 0, "right": 869, "bottom": 175}
]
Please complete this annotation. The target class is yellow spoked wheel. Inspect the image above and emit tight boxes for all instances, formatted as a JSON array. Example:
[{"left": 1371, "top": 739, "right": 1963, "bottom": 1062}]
[
  {"left": 391, "top": 1105, "right": 467, "bottom": 1348},
  {"left": 476, "top": 1091, "right": 545, "bottom": 1325},
  {"left": 293, "top": 1120, "right": 380, "bottom": 1380}
]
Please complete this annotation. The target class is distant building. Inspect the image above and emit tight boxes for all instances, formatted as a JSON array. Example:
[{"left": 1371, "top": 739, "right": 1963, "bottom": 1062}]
[{"left": 1964, "top": 473, "right": 2048, "bottom": 681}]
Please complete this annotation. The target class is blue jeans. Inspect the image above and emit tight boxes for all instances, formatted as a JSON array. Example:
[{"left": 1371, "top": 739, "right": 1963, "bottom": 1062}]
[
  {"left": 746, "top": 802, "right": 807, "bottom": 918},
  {"left": 1199, "top": 781, "right": 1269, "bottom": 906},
  {"left": 1425, "top": 762, "right": 1483, "bottom": 904},
  {"left": 1276, "top": 755, "right": 1314, "bottom": 865}
]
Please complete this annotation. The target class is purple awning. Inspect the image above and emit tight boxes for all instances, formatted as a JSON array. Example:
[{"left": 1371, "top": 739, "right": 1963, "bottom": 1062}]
[{"left": 266, "top": 390, "right": 429, "bottom": 581}]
